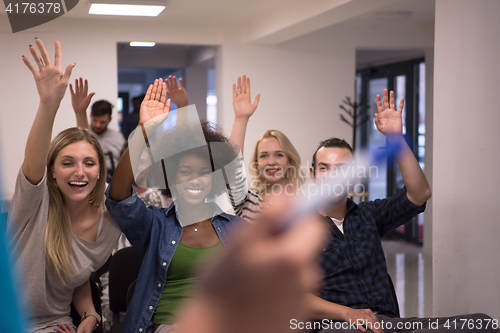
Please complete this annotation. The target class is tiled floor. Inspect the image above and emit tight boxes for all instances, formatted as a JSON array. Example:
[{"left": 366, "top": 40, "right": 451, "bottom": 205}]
[{"left": 382, "top": 240, "right": 433, "bottom": 318}]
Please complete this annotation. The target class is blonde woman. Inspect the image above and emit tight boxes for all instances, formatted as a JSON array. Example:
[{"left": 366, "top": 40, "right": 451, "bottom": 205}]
[
  {"left": 7, "top": 39, "right": 121, "bottom": 333},
  {"left": 229, "top": 76, "right": 305, "bottom": 221}
]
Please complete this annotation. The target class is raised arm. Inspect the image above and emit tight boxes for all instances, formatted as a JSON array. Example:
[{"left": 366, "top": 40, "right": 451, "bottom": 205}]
[
  {"left": 22, "top": 39, "right": 74, "bottom": 185},
  {"left": 375, "top": 89, "right": 431, "bottom": 206},
  {"left": 166, "top": 75, "right": 188, "bottom": 109},
  {"left": 70, "top": 77, "right": 95, "bottom": 129},
  {"left": 166, "top": 75, "right": 188, "bottom": 126},
  {"left": 109, "top": 78, "right": 171, "bottom": 202},
  {"left": 229, "top": 75, "right": 260, "bottom": 155}
]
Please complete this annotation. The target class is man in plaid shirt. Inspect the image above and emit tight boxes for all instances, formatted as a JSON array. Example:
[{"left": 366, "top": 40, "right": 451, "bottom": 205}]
[{"left": 306, "top": 90, "right": 497, "bottom": 333}]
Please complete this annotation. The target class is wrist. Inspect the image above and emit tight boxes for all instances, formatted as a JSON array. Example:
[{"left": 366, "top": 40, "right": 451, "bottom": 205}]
[
  {"left": 234, "top": 116, "right": 250, "bottom": 124},
  {"left": 386, "top": 133, "right": 404, "bottom": 142},
  {"left": 39, "top": 100, "right": 61, "bottom": 111},
  {"left": 81, "top": 311, "right": 100, "bottom": 330}
]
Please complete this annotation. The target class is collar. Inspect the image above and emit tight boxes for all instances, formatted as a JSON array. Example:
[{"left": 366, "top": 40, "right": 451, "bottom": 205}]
[{"left": 164, "top": 200, "right": 231, "bottom": 222}]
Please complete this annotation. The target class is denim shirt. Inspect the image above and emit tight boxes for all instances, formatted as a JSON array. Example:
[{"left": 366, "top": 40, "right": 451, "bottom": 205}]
[{"left": 105, "top": 188, "right": 245, "bottom": 333}]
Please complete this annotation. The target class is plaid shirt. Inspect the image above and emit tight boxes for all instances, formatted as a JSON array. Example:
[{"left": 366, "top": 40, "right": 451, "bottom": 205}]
[{"left": 318, "top": 187, "right": 426, "bottom": 316}]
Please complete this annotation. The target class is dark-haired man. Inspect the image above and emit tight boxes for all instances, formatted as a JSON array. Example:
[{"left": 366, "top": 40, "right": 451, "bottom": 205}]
[
  {"left": 307, "top": 89, "right": 496, "bottom": 333},
  {"left": 90, "top": 100, "right": 124, "bottom": 181}
]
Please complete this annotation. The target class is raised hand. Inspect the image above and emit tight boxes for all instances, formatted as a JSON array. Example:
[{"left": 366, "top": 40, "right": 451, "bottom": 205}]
[
  {"left": 375, "top": 89, "right": 404, "bottom": 137},
  {"left": 233, "top": 75, "right": 260, "bottom": 120},
  {"left": 22, "top": 38, "right": 74, "bottom": 107},
  {"left": 70, "top": 78, "right": 95, "bottom": 116},
  {"left": 140, "top": 78, "right": 171, "bottom": 127},
  {"left": 166, "top": 75, "right": 188, "bottom": 108}
]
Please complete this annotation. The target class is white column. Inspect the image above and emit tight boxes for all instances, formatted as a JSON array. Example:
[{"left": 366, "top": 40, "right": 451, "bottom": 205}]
[{"left": 433, "top": 0, "right": 500, "bottom": 319}]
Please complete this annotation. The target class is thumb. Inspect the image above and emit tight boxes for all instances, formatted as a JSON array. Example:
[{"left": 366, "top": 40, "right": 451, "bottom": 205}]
[
  {"left": 63, "top": 63, "right": 75, "bottom": 82},
  {"left": 253, "top": 94, "right": 261, "bottom": 107},
  {"left": 86, "top": 92, "right": 96, "bottom": 103}
]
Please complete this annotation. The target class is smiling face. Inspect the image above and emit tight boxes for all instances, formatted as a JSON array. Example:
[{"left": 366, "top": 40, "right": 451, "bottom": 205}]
[
  {"left": 174, "top": 153, "right": 213, "bottom": 206},
  {"left": 51, "top": 140, "right": 100, "bottom": 203},
  {"left": 256, "top": 137, "right": 289, "bottom": 187},
  {"left": 311, "top": 147, "right": 353, "bottom": 181}
]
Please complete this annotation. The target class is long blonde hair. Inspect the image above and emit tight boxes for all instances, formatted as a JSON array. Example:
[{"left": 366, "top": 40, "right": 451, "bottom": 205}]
[
  {"left": 249, "top": 129, "right": 304, "bottom": 194},
  {"left": 45, "top": 128, "right": 106, "bottom": 280}
]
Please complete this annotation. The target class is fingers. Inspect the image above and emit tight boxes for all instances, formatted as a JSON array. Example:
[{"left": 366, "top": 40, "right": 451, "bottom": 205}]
[
  {"left": 29, "top": 44, "right": 44, "bottom": 70},
  {"left": 397, "top": 97, "right": 404, "bottom": 113},
  {"left": 151, "top": 79, "right": 159, "bottom": 100},
  {"left": 166, "top": 76, "right": 179, "bottom": 91},
  {"left": 232, "top": 83, "right": 237, "bottom": 98},
  {"left": 83, "top": 78, "right": 89, "bottom": 95},
  {"left": 375, "top": 93, "right": 383, "bottom": 114},
  {"left": 155, "top": 78, "right": 164, "bottom": 100},
  {"left": 22, "top": 55, "right": 36, "bottom": 74},
  {"left": 35, "top": 38, "right": 52, "bottom": 67},
  {"left": 246, "top": 76, "right": 250, "bottom": 96},
  {"left": 383, "top": 88, "right": 389, "bottom": 110},
  {"left": 389, "top": 90, "right": 395, "bottom": 110},
  {"left": 241, "top": 74, "right": 247, "bottom": 95},
  {"left": 145, "top": 84, "right": 153, "bottom": 101},
  {"left": 69, "top": 83, "right": 75, "bottom": 96},
  {"left": 55, "top": 323, "right": 74, "bottom": 333},
  {"left": 236, "top": 76, "right": 242, "bottom": 94},
  {"left": 179, "top": 78, "right": 184, "bottom": 89},
  {"left": 160, "top": 82, "right": 167, "bottom": 104},
  {"left": 53, "top": 40, "right": 61, "bottom": 67}
]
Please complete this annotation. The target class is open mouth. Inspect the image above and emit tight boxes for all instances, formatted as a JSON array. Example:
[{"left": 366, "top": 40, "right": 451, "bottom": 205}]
[{"left": 68, "top": 181, "right": 88, "bottom": 189}]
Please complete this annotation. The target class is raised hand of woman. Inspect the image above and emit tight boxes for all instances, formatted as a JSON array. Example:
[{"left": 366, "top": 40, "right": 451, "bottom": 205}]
[{"left": 22, "top": 38, "right": 74, "bottom": 108}]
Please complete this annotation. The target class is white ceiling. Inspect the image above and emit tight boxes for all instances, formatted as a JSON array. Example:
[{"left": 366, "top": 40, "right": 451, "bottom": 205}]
[{"left": 0, "top": 0, "right": 435, "bottom": 45}]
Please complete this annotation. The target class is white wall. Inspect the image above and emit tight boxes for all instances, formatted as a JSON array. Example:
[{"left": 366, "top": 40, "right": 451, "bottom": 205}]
[
  {"left": 0, "top": 16, "right": 223, "bottom": 198},
  {"left": 0, "top": 8, "right": 434, "bottom": 210},
  {"left": 433, "top": 0, "right": 500, "bottom": 319}
]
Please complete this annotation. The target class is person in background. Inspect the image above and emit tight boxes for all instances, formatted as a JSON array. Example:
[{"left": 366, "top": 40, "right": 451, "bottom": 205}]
[{"left": 228, "top": 75, "right": 305, "bottom": 221}]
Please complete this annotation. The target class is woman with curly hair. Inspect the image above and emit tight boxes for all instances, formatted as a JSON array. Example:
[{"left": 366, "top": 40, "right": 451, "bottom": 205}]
[{"left": 106, "top": 78, "right": 245, "bottom": 333}]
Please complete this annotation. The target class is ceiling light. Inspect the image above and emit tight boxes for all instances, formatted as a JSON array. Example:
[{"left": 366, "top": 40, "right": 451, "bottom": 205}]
[
  {"left": 89, "top": 4, "right": 165, "bottom": 16},
  {"left": 130, "top": 41, "right": 156, "bottom": 47}
]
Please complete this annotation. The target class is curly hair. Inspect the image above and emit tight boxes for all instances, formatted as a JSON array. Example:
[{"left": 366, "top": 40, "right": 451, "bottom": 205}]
[{"left": 150, "top": 120, "right": 240, "bottom": 199}]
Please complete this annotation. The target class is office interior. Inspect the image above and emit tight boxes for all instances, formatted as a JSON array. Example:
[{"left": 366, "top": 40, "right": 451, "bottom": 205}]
[{"left": 0, "top": 0, "right": 499, "bottom": 320}]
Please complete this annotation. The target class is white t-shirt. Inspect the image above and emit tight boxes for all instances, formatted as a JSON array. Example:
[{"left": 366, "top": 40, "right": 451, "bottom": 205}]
[
  {"left": 330, "top": 216, "right": 344, "bottom": 234},
  {"left": 7, "top": 168, "right": 122, "bottom": 329}
]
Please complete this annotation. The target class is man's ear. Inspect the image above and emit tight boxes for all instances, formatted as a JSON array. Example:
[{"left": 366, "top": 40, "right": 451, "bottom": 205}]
[{"left": 309, "top": 167, "right": 315, "bottom": 181}]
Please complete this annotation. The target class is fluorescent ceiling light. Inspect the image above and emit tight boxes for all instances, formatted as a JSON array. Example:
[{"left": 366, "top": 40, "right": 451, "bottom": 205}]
[
  {"left": 89, "top": 4, "right": 165, "bottom": 16},
  {"left": 130, "top": 41, "right": 156, "bottom": 47}
]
